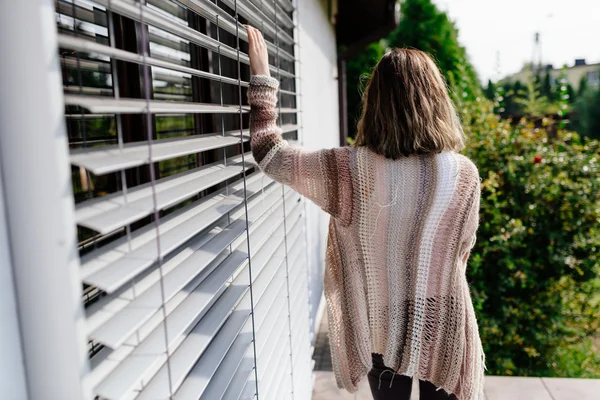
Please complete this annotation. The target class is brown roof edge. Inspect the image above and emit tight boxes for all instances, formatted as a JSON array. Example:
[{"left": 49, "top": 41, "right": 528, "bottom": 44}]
[
  {"left": 336, "top": 0, "right": 399, "bottom": 60},
  {"left": 336, "top": 0, "right": 399, "bottom": 146}
]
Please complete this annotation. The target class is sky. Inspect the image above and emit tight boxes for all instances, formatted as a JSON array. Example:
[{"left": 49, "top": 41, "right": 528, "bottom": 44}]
[{"left": 431, "top": 0, "right": 600, "bottom": 83}]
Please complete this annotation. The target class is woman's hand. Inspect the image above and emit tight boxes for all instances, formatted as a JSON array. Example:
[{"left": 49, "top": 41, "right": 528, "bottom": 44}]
[{"left": 246, "top": 25, "right": 270, "bottom": 77}]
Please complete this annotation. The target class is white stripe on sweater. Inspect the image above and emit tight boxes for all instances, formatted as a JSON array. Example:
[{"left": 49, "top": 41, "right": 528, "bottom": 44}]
[{"left": 406, "top": 152, "right": 458, "bottom": 376}]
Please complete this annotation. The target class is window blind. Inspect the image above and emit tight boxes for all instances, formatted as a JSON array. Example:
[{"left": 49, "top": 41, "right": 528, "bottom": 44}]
[{"left": 54, "top": 0, "right": 312, "bottom": 399}]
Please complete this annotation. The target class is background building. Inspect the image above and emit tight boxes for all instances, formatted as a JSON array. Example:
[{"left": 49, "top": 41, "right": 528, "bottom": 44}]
[{"left": 503, "top": 59, "right": 600, "bottom": 91}]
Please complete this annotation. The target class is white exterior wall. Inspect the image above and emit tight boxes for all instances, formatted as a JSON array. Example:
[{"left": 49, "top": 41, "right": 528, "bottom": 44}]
[{"left": 297, "top": 0, "right": 341, "bottom": 341}]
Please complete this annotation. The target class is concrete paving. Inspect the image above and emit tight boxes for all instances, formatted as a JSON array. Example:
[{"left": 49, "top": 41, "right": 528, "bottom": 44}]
[
  {"left": 312, "top": 316, "right": 600, "bottom": 400},
  {"left": 313, "top": 371, "right": 600, "bottom": 400}
]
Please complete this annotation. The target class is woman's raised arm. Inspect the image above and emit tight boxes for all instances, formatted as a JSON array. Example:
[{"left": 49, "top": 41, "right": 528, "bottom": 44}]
[{"left": 246, "top": 26, "right": 353, "bottom": 225}]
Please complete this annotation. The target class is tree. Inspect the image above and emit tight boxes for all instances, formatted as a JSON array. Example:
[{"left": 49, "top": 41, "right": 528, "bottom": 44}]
[
  {"left": 345, "top": 42, "right": 387, "bottom": 140},
  {"left": 484, "top": 79, "right": 496, "bottom": 101},
  {"left": 501, "top": 80, "right": 525, "bottom": 117},
  {"left": 572, "top": 87, "right": 600, "bottom": 139},
  {"left": 540, "top": 71, "right": 555, "bottom": 102},
  {"left": 514, "top": 76, "right": 552, "bottom": 118},
  {"left": 388, "top": 0, "right": 480, "bottom": 94},
  {"left": 578, "top": 76, "right": 589, "bottom": 98}
]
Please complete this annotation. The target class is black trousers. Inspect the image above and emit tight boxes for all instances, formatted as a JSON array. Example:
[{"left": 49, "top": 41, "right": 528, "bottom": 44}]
[{"left": 368, "top": 354, "right": 457, "bottom": 400}]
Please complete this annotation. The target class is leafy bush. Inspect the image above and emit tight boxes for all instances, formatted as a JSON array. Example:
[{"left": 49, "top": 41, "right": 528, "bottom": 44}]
[
  {"left": 457, "top": 91, "right": 600, "bottom": 376},
  {"left": 343, "top": 0, "right": 600, "bottom": 377}
]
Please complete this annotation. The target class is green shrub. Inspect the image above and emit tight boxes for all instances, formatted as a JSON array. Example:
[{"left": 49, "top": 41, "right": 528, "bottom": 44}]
[
  {"left": 458, "top": 93, "right": 600, "bottom": 376},
  {"left": 343, "top": 0, "right": 600, "bottom": 377}
]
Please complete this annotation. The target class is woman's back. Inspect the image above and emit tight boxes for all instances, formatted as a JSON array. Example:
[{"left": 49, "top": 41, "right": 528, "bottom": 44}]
[
  {"left": 323, "top": 147, "right": 483, "bottom": 398},
  {"left": 245, "top": 32, "right": 485, "bottom": 399}
]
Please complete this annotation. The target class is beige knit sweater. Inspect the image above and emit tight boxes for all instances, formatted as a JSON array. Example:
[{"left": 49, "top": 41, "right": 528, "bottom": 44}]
[{"left": 248, "top": 75, "right": 485, "bottom": 400}]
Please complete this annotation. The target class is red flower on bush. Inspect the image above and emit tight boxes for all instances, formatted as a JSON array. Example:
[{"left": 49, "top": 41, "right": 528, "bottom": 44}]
[{"left": 534, "top": 155, "right": 542, "bottom": 164}]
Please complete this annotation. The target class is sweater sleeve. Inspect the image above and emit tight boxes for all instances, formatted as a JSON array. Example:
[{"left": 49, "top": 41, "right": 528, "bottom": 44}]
[
  {"left": 248, "top": 75, "right": 353, "bottom": 225},
  {"left": 459, "top": 169, "right": 481, "bottom": 264}
]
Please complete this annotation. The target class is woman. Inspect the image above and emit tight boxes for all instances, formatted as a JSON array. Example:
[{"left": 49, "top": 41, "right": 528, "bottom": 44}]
[{"left": 246, "top": 26, "right": 485, "bottom": 400}]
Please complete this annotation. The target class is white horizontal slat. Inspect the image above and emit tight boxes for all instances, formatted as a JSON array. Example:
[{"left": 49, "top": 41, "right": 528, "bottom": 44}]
[
  {"left": 240, "top": 379, "right": 256, "bottom": 400},
  {"left": 276, "top": 0, "right": 294, "bottom": 13},
  {"left": 245, "top": 0, "right": 296, "bottom": 47},
  {"left": 139, "top": 307, "right": 252, "bottom": 400},
  {"left": 292, "top": 324, "right": 310, "bottom": 366},
  {"left": 290, "top": 276, "right": 307, "bottom": 317},
  {"left": 257, "top": 313, "right": 289, "bottom": 380},
  {"left": 243, "top": 230, "right": 286, "bottom": 309},
  {"left": 61, "top": 56, "right": 110, "bottom": 73},
  {"left": 94, "top": 252, "right": 249, "bottom": 399},
  {"left": 93, "top": 0, "right": 245, "bottom": 63},
  {"left": 198, "top": 342, "right": 254, "bottom": 400},
  {"left": 255, "top": 289, "right": 287, "bottom": 357},
  {"left": 279, "top": 89, "right": 297, "bottom": 96},
  {"left": 251, "top": 255, "right": 286, "bottom": 309},
  {"left": 277, "top": 68, "right": 296, "bottom": 79},
  {"left": 259, "top": 330, "right": 290, "bottom": 395},
  {"left": 258, "top": 332, "right": 289, "bottom": 389},
  {"left": 222, "top": 0, "right": 295, "bottom": 43},
  {"left": 135, "top": 224, "right": 287, "bottom": 398},
  {"left": 279, "top": 107, "right": 298, "bottom": 114},
  {"left": 290, "top": 276, "right": 307, "bottom": 318},
  {"left": 288, "top": 246, "right": 306, "bottom": 280},
  {"left": 90, "top": 220, "right": 246, "bottom": 348},
  {"left": 287, "top": 249, "right": 305, "bottom": 281},
  {"left": 286, "top": 219, "right": 305, "bottom": 247},
  {"left": 64, "top": 94, "right": 248, "bottom": 114},
  {"left": 92, "top": 0, "right": 289, "bottom": 77},
  {"left": 82, "top": 174, "right": 267, "bottom": 314},
  {"left": 84, "top": 179, "right": 277, "bottom": 336},
  {"left": 285, "top": 201, "right": 303, "bottom": 225},
  {"left": 86, "top": 194, "right": 280, "bottom": 387},
  {"left": 293, "top": 354, "right": 311, "bottom": 382},
  {"left": 175, "top": 0, "right": 295, "bottom": 62},
  {"left": 248, "top": 214, "right": 285, "bottom": 258},
  {"left": 247, "top": 0, "right": 295, "bottom": 29},
  {"left": 57, "top": 34, "right": 248, "bottom": 87},
  {"left": 83, "top": 202, "right": 244, "bottom": 293},
  {"left": 80, "top": 173, "right": 266, "bottom": 279},
  {"left": 221, "top": 354, "right": 255, "bottom": 400},
  {"left": 254, "top": 272, "right": 287, "bottom": 333},
  {"left": 82, "top": 196, "right": 239, "bottom": 292},
  {"left": 291, "top": 292, "right": 308, "bottom": 335},
  {"left": 56, "top": 0, "right": 107, "bottom": 25},
  {"left": 286, "top": 236, "right": 305, "bottom": 271},
  {"left": 76, "top": 153, "right": 254, "bottom": 234},
  {"left": 265, "top": 355, "right": 291, "bottom": 399},
  {"left": 70, "top": 132, "right": 246, "bottom": 175},
  {"left": 239, "top": 187, "right": 285, "bottom": 225},
  {"left": 280, "top": 124, "right": 299, "bottom": 134},
  {"left": 269, "top": 364, "right": 292, "bottom": 400},
  {"left": 193, "top": 328, "right": 253, "bottom": 400},
  {"left": 285, "top": 217, "right": 304, "bottom": 248}
]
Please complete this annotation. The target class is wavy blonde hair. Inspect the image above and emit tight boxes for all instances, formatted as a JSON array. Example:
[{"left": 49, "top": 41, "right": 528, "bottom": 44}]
[{"left": 355, "top": 48, "right": 464, "bottom": 159}]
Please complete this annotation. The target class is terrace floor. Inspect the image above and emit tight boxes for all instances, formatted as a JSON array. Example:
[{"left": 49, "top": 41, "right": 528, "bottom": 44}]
[{"left": 312, "top": 317, "right": 600, "bottom": 400}]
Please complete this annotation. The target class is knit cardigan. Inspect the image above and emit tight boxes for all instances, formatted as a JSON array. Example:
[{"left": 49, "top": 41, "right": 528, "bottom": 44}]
[{"left": 248, "top": 75, "right": 486, "bottom": 400}]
